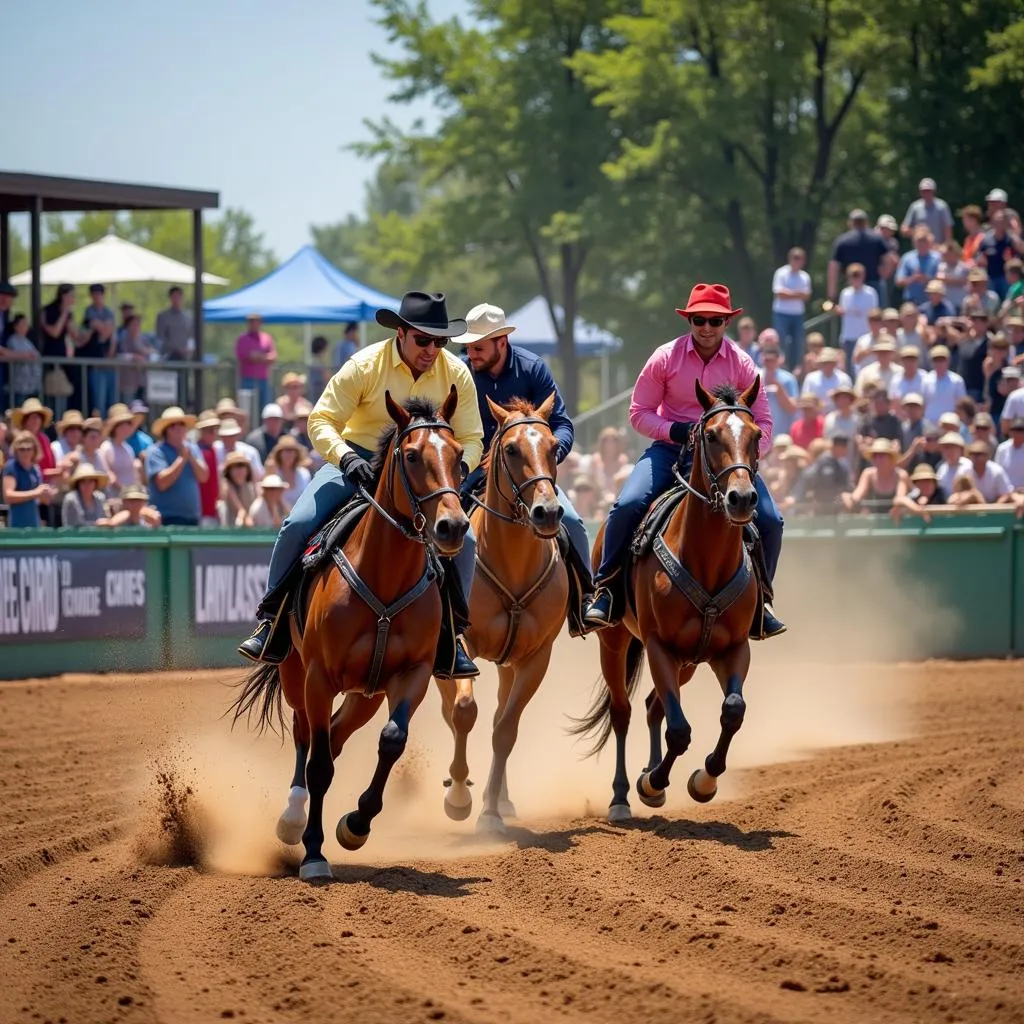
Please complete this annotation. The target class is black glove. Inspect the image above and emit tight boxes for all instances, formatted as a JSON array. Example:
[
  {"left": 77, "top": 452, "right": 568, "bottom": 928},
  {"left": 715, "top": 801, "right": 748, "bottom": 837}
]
[
  {"left": 340, "top": 451, "right": 376, "bottom": 489},
  {"left": 669, "top": 422, "right": 690, "bottom": 445}
]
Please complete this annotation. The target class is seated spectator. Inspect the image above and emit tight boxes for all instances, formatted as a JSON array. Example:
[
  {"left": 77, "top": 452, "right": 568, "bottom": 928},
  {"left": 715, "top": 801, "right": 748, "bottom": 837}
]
[
  {"left": 895, "top": 303, "right": 930, "bottom": 364},
  {"left": 249, "top": 473, "right": 288, "bottom": 528},
  {"left": 954, "top": 396, "right": 978, "bottom": 437},
  {"left": 220, "top": 452, "right": 258, "bottom": 527},
  {"left": 245, "top": 402, "right": 286, "bottom": 463},
  {"left": 855, "top": 335, "right": 900, "bottom": 397},
  {"left": 922, "top": 346, "right": 966, "bottom": 423},
  {"left": 51, "top": 410, "right": 84, "bottom": 462},
  {"left": 214, "top": 415, "right": 264, "bottom": 480},
  {"left": 894, "top": 464, "right": 948, "bottom": 521},
  {"left": 899, "top": 392, "right": 931, "bottom": 445},
  {"left": 785, "top": 435, "right": 851, "bottom": 513},
  {"left": 851, "top": 307, "right": 884, "bottom": 371},
  {"left": 771, "top": 446, "right": 808, "bottom": 501},
  {"left": 10, "top": 398, "right": 59, "bottom": 492},
  {"left": 143, "top": 406, "right": 209, "bottom": 527},
  {"left": 892, "top": 348, "right": 927, "bottom": 406},
  {"left": 290, "top": 400, "right": 319, "bottom": 467},
  {"left": 790, "top": 395, "right": 823, "bottom": 448},
  {"left": 970, "top": 412, "right": 997, "bottom": 454},
  {"left": 276, "top": 372, "right": 308, "bottom": 423},
  {"left": 216, "top": 396, "right": 250, "bottom": 434},
  {"left": 570, "top": 475, "right": 601, "bottom": 520},
  {"left": 99, "top": 404, "right": 141, "bottom": 497},
  {"left": 948, "top": 474, "right": 985, "bottom": 506},
  {"left": 859, "top": 389, "right": 903, "bottom": 446},
  {"left": 1, "top": 314, "right": 42, "bottom": 403},
  {"left": 824, "top": 384, "right": 858, "bottom": 442},
  {"left": 125, "top": 400, "right": 154, "bottom": 456},
  {"left": 959, "top": 440, "right": 1014, "bottom": 502},
  {"left": 70, "top": 417, "right": 106, "bottom": 479},
  {"left": 801, "top": 348, "right": 852, "bottom": 411},
  {"left": 936, "top": 431, "right": 970, "bottom": 490},
  {"left": 105, "top": 484, "right": 161, "bottom": 528},
  {"left": 2, "top": 431, "right": 55, "bottom": 527},
  {"left": 842, "top": 438, "right": 908, "bottom": 513},
  {"left": 194, "top": 410, "right": 222, "bottom": 528},
  {"left": 556, "top": 450, "right": 582, "bottom": 489},
  {"left": 995, "top": 417, "right": 1024, "bottom": 489},
  {"left": 265, "top": 434, "right": 312, "bottom": 509},
  {"left": 62, "top": 463, "right": 111, "bottom": 526},
  {"left": 919, "top": 280, "right": 956, "bottom": 327}
]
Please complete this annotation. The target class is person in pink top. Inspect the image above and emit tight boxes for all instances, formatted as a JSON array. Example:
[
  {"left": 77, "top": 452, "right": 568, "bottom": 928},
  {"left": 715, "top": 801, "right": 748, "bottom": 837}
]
[
  {"left": 583, "top": 283, "right": 785, "bottom": 637},
  {"left": 235, "top": 312, "right": 278, "bottom": 412}
]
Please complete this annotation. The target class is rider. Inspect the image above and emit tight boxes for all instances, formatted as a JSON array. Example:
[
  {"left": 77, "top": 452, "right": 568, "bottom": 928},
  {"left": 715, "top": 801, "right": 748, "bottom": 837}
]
[
  {"left": 456, "top": 303, "right": 597, "bottom": 634},
  {"left": 238, "top": 291, "right": 485, "bottom": 679},
  {"left": 582, "top": 283, "right": 786, "bottom": 637}
]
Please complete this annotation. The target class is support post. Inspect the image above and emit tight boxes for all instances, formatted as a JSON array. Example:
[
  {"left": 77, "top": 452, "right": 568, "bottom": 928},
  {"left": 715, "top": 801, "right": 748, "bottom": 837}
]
[{"left": 192, "top": 209, "right": 205, "bottom": 409}]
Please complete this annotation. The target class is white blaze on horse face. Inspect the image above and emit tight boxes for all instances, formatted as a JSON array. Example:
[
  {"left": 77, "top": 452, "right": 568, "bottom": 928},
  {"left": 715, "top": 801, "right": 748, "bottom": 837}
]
[
  {"left": 726, "top": 413, "right": 744, "bottom": 450},
  {"left": 524, "top": 425, "right": 544, "bottom": 468},
  {"left": 428, "top": 431, "right": 452, "bottom": 481}
]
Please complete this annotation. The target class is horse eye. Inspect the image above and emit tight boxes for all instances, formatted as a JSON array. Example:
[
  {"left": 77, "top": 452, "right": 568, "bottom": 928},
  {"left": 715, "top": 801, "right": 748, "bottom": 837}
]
[
  {"left": 405, "top": 449, "right": 419, "bottom": 463},
  {"left": 504, "top": 443, "right": 517, "bottom": 457}
]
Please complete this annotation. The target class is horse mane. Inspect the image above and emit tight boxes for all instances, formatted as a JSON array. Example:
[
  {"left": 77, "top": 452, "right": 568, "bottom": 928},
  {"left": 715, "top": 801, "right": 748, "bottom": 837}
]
[
  {"left": 370, "top": 396, "right": 441, "bottom": 476},
  {"left": 502, "top": 397, "right": 538, "bottom": 417},
  {"left": 710, "top": 383, "right": 742, "bottom": 406}
]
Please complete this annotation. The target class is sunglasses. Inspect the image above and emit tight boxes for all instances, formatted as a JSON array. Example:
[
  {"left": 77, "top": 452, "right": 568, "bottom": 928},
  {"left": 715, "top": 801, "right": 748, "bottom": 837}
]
[
  {"left": 410, "top": 332, "right": 449, "bottom": 349},
  {"left": 689, "top": 316, "right": 726, "bottom": 328}
]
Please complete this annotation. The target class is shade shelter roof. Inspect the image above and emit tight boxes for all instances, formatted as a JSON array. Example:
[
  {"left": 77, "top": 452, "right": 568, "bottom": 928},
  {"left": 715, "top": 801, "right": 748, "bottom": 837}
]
[{"left": 506, "top": 296, "right": 622, "bottom": 357}]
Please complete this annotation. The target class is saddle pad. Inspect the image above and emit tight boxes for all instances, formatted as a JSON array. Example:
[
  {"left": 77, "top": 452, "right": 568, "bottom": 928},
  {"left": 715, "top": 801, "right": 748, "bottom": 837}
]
[
  {"left": 301, "top": 496, "right": 370, "bottom": 573},
  {"left": 630, "top": 485, "right": 687, "bottom": 559}
]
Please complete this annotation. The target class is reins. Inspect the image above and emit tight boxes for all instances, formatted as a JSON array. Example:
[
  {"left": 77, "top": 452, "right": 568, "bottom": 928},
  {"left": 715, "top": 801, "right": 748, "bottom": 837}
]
[{"left": 675, "top": 403, "right": 759, "bottom": 514}]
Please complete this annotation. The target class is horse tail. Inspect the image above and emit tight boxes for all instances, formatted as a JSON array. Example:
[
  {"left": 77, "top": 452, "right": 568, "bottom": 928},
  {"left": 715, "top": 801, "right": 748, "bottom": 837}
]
[
  {"left": 228, "top": 662, "right": 285, "bottom": 737},
  {"left": 568, "top": 636, "right": 645, "bottom": 758}
]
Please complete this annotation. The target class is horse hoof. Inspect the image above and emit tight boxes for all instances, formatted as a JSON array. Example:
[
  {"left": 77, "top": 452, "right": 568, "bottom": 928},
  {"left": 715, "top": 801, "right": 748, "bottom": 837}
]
[
  {"left": 498, "top": 799, "right": 518, "bottom": 820},
  {"left": 298, "top": 857, "right": 333, "bottom": 882},
  {"left": 636, "top": 772, "right": 667, "bottom": 808},
  {"left": 608, "top": 803, "right": 632, "bottom": 825},
  {"left": 275, "top": 814, "right": 306, "bottom": 846},
  {"left": 445, "top": 795, "right": 473, "bottom": 821},
  {"left": 687, "top": 768, "right": 717, "bottom": 804},
  {"left": 336, "top": 812, "right": 369, "bottom": 851},
  {"left": 476, "top": 811, "right": 506, "bottom": 836}
]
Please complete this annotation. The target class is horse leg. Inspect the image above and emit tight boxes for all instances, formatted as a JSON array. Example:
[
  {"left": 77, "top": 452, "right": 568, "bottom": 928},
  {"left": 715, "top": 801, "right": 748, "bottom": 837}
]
[
  {"left": 276, "top": 651, "right": 309, "bottom": 846},
  {"left": 644, "top": 689, "right": 665, "bottom": 774},
  {"left": 598, "top": 626, "right": 636, "bottom": 824},
  {"left": 492, "top": 664, "right": 516, "bottom": 819},
  {"left": 437, "top": 677, "right": 477, "bottom": 821},
  {"left": 330, "top": 692, "right": 385, "bottom": 759},
  {"left": 336, "top": 670, "right": 430, "bottom": 850},
  {"left": 639, "top": 640, "right": 694, "bottom": 802},
  {"left": 298, "top": 662, "right": 335, "bottom": 882},
  {"left": 689, "top": 642, "right": 751, "bottom": 804},
  {"left": 478, "top": 647, "right": 551, "bottom": 834}
]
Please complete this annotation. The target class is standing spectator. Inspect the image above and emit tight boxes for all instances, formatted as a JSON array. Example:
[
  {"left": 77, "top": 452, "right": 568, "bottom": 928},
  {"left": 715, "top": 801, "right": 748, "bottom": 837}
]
[
  {"left": 860, "top": 390, "right": 903, "bottom": 446},
  {"left": 235, "top": 313, "right": 278, "bottom": 412},
  {"left": 801, "top": 347, "right": 852, "bottom": 411},
  {"left": 771, "top": 247, "right": 811, "bottom": 369},
  {"left": 922, "top": 346, "right": 967, "bottom": 422},
  {"left": 935, "top": 432, "right": 970, "bottom": 491},
  {"left": 936, "top": 242, "right": 971, "bottom": 311},
  {"left": 919, "top": 280, "right": 956, "bottom": 327},
  {"left": 759, "top": 344, "right": 799, "bottom": 435},
  {"left": 836, "top": 264, "right": 879, "bottom": 370},
  {"left": 39, "top": 284, "right": 79, "bottom": 417},
  {"left": 790, "top": 395, "right": 823, "bottom": 448},
  {"left": 895, "top": 304, "right": 930, "bottom": 365},
  {"left": 733, "top": 317, "right": 762, "bottom": 364},
  {"left": 245, "top": 402, "right": 286, "bottom": 463},
  {"left": 126, "top": 400, "right": 154, "bottom": 456},
  {"left": 959, "top": 205, "right": 986, "bottom": 264},
  {"left": 899, "top": 393, "right": 931, "bottom": 448},
  {"left": 10, "top": 398, "right": 60, "bottom": 495},
  {"left": 851, "top": 307, "right": 885, "bottom": 372},
  {"left": 0, "top": 281, "right": 16, "bottom": 339},
  {"left": 116, "top": 301, "right": 135, "bottom": 343},
  {"left": 874, "top": 215, "right": 901, "bottom": 307},
  {"left": 827, "top": 209, "right": 889, "bottom": 302},
  {"left": 975, "top": 211, "right": 1024, "bottom": 300},
  {"left": 823, "top": 385, "right": 858, "bottom": 441},
  {"left": 1005, "top": 314, "right": 1024, "bottom": 355},
  {"left": 984, "top": 188, "right": 1022, "bottom": 235},
  {"left": 265, "top": 434, "right": 311, "bottom": 509},
  {"left": 219, "top": 452, "right": 257, "bottom": 527},
  {"left": 61, "top": 464, "right": 111, "bottom": 526},
  {"left": 275, "top": 372, "right": 308, "bottom": 423},
  {"left": 79, "top": 284, "right": 117, "bottom": 416},
  {"left": 960, "top": 269, "right": 1000, "bottom": 317},
  {"left": 1001, "top": 259, "right": 1024, "bottom": 316},
  {"left": 307, "top": 335, "right": 331, "bottom": 405},
  {"left": 155, "top": 286, "right": 193, "bottom": 360},
  {"left": 215, "top": 417, "right": 265, "bottom": 480},
  {"left": 105, "top": 485, "right": 161, "bottom": 529},
  {"left": 900, "top": 177, "right": 953, "bottom": 243},
  {"left": 2, "top": 431, "right": 54, "bottom": 527},
  {"left": 194, "top": 410, "right": 222, "bottom": 527},
  {"left": 117, "top": 314, "right": 156, "bottom": 403},
  {"left": 893, "top": 349, "right": 927, "bottom": 405},
  {"left": 143, "top": 406, "right": 209, "bottom": 527},
  {"left": 1, "top": 314, "right": 42, "bottom": 404},
  {"left": 999, "top": 368, "right": 1024, "bottom": 433},
  {"left": 896, "top": 228, "right": 941, "bottom": 306},
  {"left": 249, "top": 474, "right": 288, "bottom": 527},
  {"left": 855, "top": 336, "right": 900, "bottom": 398},
  {"left": 983, "top": 334, "right": 1013, "bottom": 423},
  {"left": 995, "top": 417, "right": 1024, "bottom": 489},
  {"left": 99, "top": 404, "right": 141, "bottom": 497},
  {"left": 955, "top": 304, "right": 990, "bottom": 401},
  {"left": 333, "top": 322, "right": 360, "bottom": 369},
  {"left": 960, "top": 441, "right": 1013, "bottom": 502}
]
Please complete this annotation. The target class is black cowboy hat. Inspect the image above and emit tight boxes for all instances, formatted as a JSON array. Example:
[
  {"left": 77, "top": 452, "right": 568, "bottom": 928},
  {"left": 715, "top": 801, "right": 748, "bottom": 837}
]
[{"left": 375, "top": 291, "right": 467, "bottom": 338}]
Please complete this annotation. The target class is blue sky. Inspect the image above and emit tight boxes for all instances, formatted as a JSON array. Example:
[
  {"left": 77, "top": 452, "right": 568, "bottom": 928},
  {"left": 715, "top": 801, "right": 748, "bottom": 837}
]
[{"left": 7, "top": 0, "right": 468, "bottom": 257}]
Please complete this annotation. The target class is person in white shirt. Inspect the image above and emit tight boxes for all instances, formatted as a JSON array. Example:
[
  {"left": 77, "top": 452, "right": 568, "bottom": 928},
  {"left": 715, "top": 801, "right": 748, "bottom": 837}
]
[
  {"left": 895, "top": 304, "right": 931, "bottom": 367},
  {"left": 959, "top": 442, "right": 1014, "bottom": 502},
  {"left": 994, "top": 418, "right": 1024, "bottom": 489},
  {"left": 213, "top": 419, "right": 265, "bottom": 481},
  {"left": 921, "top": 345, "right": 967, "bottom": 423},
  {"left": 835, "top": 263, "right": 880, "bottom": 371},
  {"left": 935, "top": 432, "right": 970, "bottom": 490},
  {"left": 851, "top": 307, "right": 885, "bottom": 372},
  {"left": 771, "top": 246, "right": 812, "bottom": 370},
  {"left": 891, "top": 347, "right": 927, "bottom": 407},
  {"left": 1000, "top": 369, "right": 1024, "bottom": 432},
  {"left": 855, "top": 335, "right": 901, "bottom": 397},
  {"left": 823, "top": 385, "right": 859, "bottom": 441},
  {"left": 801, "top": 348, "right": 853, "bottom": 412}
]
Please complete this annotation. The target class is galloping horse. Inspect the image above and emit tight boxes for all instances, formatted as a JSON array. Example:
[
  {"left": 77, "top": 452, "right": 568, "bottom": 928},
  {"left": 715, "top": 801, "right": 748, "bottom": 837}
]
[
  {"left": 437, "top": 395, "right": 569, "bottom": 834},
  {"left": 230, "top": 388, "right": 470, "bottom": 880},
  {"left": 573, "top": 380, "right": 762, "bottom": 822}
]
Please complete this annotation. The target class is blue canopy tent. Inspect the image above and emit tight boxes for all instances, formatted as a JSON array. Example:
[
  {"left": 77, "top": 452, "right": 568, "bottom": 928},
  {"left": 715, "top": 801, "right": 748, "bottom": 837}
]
[
  {"left": 506, "top": 296, "right": 622, "bottom": 357},
  {"left": 203, "top": 245, "right": 399, "bottom": 323}
]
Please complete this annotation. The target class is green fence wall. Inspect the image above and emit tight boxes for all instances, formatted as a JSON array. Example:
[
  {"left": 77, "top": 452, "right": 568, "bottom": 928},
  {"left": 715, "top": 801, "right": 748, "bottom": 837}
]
[{"left": 0, "top": 511, "right": 1021, "bottom": 679}]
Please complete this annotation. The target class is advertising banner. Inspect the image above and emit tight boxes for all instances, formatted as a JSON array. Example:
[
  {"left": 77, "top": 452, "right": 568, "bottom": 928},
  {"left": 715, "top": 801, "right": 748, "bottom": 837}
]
[{"left": 192, "top": 545, "right": 272, "bottom": 637}]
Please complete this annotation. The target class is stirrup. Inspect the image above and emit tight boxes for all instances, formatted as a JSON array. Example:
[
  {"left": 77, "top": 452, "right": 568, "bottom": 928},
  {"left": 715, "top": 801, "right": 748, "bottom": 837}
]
[{"left": 582, "top": 586, "right": 619, "bottom": 630}]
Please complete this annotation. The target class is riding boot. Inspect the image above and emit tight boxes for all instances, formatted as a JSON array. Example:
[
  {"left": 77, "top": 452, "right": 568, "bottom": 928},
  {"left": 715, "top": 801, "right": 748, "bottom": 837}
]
[
  {"left": 582, "top": 571, "right": 623, "bottom": 630},
  {"left": 556, "top": 524, "right": 597, "bottom": 637},
  {"left": 742, "top": 522, "right": 787, "bottom": 640},
  {"left": 433, "top": 556, "right": 480, "bottom": 679},
  {"left": 238, "top": 588, "right": 293, "bottom": 664}
]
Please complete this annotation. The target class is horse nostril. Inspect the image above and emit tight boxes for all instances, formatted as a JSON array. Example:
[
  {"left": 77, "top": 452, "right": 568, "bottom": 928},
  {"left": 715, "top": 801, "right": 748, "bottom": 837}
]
[
  {"left": 531, "top": 505, "right": 547, "bottom": 524},
  {"left": 727, "top": 490, "right": 741, "bottom": 507},
  {"left": 556, "top": 505, "right": 565, "bottom": 521},
  {"left": 435, "top": 518, "right": 452, "bottom": 541}
]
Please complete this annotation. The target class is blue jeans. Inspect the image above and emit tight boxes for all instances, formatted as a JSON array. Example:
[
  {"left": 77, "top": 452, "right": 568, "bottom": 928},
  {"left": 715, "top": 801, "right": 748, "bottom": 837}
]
[
  {"left": 264, "top": 448, "right": 477, "bottom": 608},
  {"left": 87, "top": 367, "right": 117, "bottom": 417},
  {"left": 241, "top": 376, "right": 271, "bottom": 413},
  {"left": 556, "top": 485, "right": 591, "bottom": 572},
  {"left": 772, "top": 312, "right": 805, "bottom": 370},
  {"left": 595, "top": 440, "right": 783, "bottom": 583}
]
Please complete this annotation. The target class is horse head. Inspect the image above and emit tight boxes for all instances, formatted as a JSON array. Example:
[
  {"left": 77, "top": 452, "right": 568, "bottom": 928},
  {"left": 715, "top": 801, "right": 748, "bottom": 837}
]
[
  {"left": 383, "top": 385, "right": 470, "bottom": 555},
  {"left": 484, "top": 393, "right": 562, "bottom": 538},
  {"left": 692, "top": 378, "right": 762, "bottom": 525}
]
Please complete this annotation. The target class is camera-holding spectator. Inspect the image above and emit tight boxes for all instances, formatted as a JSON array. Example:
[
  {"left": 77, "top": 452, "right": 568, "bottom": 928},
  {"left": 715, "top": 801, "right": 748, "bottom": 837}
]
[
  {"left": 920, "top": 280, "right": 956, "bottom": 329},
  {"left": 0, "top": 314, "right": 42, "bottom": 404},
  {"left": 823, "top": 384, "right": 858, "bottom": 442},
  {"left": 104, "top": 484, "right": 161, "bottom": 529},
  {"left": 265, "top": 434, "right": 311, "bottom": 510},
  {"left": 194, "top": 410, "right": 223, "bottom": 528},
  {"left": 936, "top": 431, "right": 970, "bottom": 491},
  {"left": 855, "top": 335, "right": 900, "bottom": 398},
  {"left": 995, "top": 417, "right": 1024, "bottom": 490},
  {"left": 835, "top": 263, "right": 879, "bottom": 370},
  {"left": 874, "top": 214, "right": 901, "bottom": 307},
  {"left": 936, "top": 243, "right": 971, "bottom": 311},
  {"left": 900, "top": 422, "right": 943, "bottom": 474},
  {"left": 249, "top": 473, "right": 288, "bottom": 528},
  {"left": 39, "top": 284, "right": 78, "bottom": 418},
  {"left": 771, "top": 247, "right": 812, "bottom": 369},
  {"left": 2, "top": 431, "right": 56, "bottom": 527},
  {"left": 143, "top": 406, "right": 209, "bottom": 527},
  {"left": 842, "top": 438, "right": 908, "bottom": 513},
  {"left": 950, "top": 305, "right": 989, "bottom": 401},
  {"left": 245, "top": 402, "right": 286, "bottom": 463},
  {"left": 79, "top": 284, "right": 117, "bottom": 417},
  {"left": 99, "top": 404, "right": 142, "bottom": 498},
  {"left": 220, "top": 452, "right": 258, "bottom": 527},
  {"left": 894, "top": 464, "right": 948, "bottom": 522},
  {"left": 975, "top": 210, "right": 1024, "bottom": 300},
  {"left": 275, "top": 371, "right": 308, "bottom": 423},
  {"left": 959, "top": 441, "right": 1014, "bottom": 503},
  {"left": 828, "top": 208, "right": 889, "bottom": 303},
  {"left": 214, "top": 414, "right": 264, "bottom": 481},
  {"left": 962, "top": 268, "right": 1001, "bottom": 317},
  {"left": 61, "top": 463, "right": 111, "bottom": 527},
  {"left": 922, "top": 346, "right": 967, "bottom": 423},
  {"left": 116, "top": 314, "right": 156, "bottom": 404},
  {"left": 901, "top": 177, "right": 954, "bottom": 243},
  {"left": 790, "top": 395, "right": 823, "bottom": 448},
  {"left": 758, "top": 343, "right": 799, "bottom": 435},
  {"left": 235, "top": 313, "right": 278, "bottom": 412},
  {"left": 896, "top": 228, "right": 940, "bottom": 307},
  {"left": 892, "top": 348, "right": 927, "bottom": 406},
  {"left": 802, "top": 347, "right": 852, "bottom": 411}
]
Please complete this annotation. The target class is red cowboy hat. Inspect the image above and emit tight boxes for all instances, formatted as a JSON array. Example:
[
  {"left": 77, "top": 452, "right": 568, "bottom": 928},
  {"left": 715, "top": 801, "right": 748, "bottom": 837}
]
[{"left": 676, "top": 283, "right": 743, "bottom": 319}]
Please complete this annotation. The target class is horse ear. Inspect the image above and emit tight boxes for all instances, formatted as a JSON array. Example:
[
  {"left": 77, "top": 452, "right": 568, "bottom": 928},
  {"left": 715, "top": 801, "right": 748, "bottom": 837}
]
[
  {"left": 486, "top": 395, "right": 509, "bottom": 426},
  {"left": 537, "top": 392, "right": 556, "bottom": 422},
  {"left": 440, "top": 384, "right": 459, "bottom": 423},
  {"left": 385, "top": 390, "right": 411, "bottom": 430},
  {"left": 740, "top": 375, "right": 761, "bottom": 408},
  {"left": 695, "top": 379, "right": 715, "bottom": 412}
]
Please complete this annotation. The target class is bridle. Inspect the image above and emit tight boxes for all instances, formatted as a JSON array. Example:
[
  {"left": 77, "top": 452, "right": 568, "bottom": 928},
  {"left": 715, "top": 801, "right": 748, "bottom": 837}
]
[
  {"left": 676, "top": 403, "right": 760, "bottom": 514},
  {"left": 357, "top": 418, "right": 462, "bottom": 543},
  {"left": 469, "top": 416, "right": 558, "bottom": 527}
]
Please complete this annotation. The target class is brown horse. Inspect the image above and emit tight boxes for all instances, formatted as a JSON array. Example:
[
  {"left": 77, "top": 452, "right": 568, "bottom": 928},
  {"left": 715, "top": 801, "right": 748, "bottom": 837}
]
[
  {"left": 437, "top": 395, "right": 569, "bottom": 834},
  {"left": 573, "top": 380, "right": 762, "bottom": 823},
  {"left": 230, "top": 388, "right": 470, "bottom": 881}
]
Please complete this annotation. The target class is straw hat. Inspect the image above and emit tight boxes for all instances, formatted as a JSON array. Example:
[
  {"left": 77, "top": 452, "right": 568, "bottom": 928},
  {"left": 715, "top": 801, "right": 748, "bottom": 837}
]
[
  {"left": 120, "top": 484, "right": 149, "bottom": 502},
  {"left": 292, "top": 399, "right": 313, "bottom": 419},
  {"left": 869, "top": 438, "right": 897, "bottom": 456},
  {"left": 222, "top": 451, "right": 253, "bottom": 479},
  {"left": 267, "top": 434, "right": 310, "bottom": 468},
  {"left": 967, "top": 440, "right": 991, "bottom": 456},
  {"left": 872, "top": 333, "right": 897, "bottom": 353},
  {"left": 82, "top": 417, "right": 104, "bottom": 435},
  {"left": 103, "top": 403, "right": 136, "bottom": 437},
  {"left": 818, "top": 347, "right": 840, "bottom": 363},
  {"left": 10, "top": 397, "right": 53, "bottom": 430},
  {"left": 69, "top": 462, "right": 110, "bottom": 489},
  {"left": 152, "top": 406, "right": 197, "bottom": 438},
  {"left": 781, "top": 446, "right": 809, "bottom": 463},
  {"left": 260, "top": 473, "right": 287, "bottom": 491},
  {"left": 281, "top": 371, "right": 307, "bottom": 387},
  {"left": 195, "top": 408, "right": 222, "bottom": 431},
  {"left": 11, "top": 429, "right": 42, "bottom": 459},
  {"left": 56, "top": 410, "right": 85, "bottom": 435},
  {"left": 910, "top": 464, "right": 937, "bottom": 483},
  {"left": 218, "top": 419, "right": 243, "bottom": 439},
  {"left": 829, "top": 384, "right": 856, "bottom": 399},
  {"left": 772, "top": 433, "right": 793, "bottom": 450},
  {"left": 215, "top": 397, "right": 247, "bottom": 422},
  {"left": 899, "top": 345, "right": 921, "bottom": 359},
  {"left": 939, "top": 431, "right": 965, "bottom": 447}
]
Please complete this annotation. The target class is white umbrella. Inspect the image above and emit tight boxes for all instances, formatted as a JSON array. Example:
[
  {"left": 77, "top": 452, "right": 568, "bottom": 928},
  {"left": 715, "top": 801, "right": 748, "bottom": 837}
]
[{"left": 10, "top": 234, "right": 228, "bottom": 287}]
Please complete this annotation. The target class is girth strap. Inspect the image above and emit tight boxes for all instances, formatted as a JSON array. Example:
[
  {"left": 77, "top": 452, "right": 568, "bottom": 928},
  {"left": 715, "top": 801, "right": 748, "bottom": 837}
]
[
  {"left": 475, "top": 543, "right": 559, "bottom": 666},
  {"left": 652, "top": 534, "right": 752, "bottom": 664},
  {"left": 333, "top": 547, "right": 440, "bottom": 695}
]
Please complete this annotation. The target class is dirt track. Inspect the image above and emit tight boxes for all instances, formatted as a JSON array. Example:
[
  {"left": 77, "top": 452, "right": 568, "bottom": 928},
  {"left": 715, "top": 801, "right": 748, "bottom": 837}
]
[{"left": 0, "top": 652, "right": 1022, "bottom": 1024}]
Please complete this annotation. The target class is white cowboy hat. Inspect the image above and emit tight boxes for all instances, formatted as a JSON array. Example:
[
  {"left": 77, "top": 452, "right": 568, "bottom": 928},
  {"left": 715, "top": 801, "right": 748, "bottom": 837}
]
[{"left": 454, "top": 303, "right": 517, "bottom": 345}]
